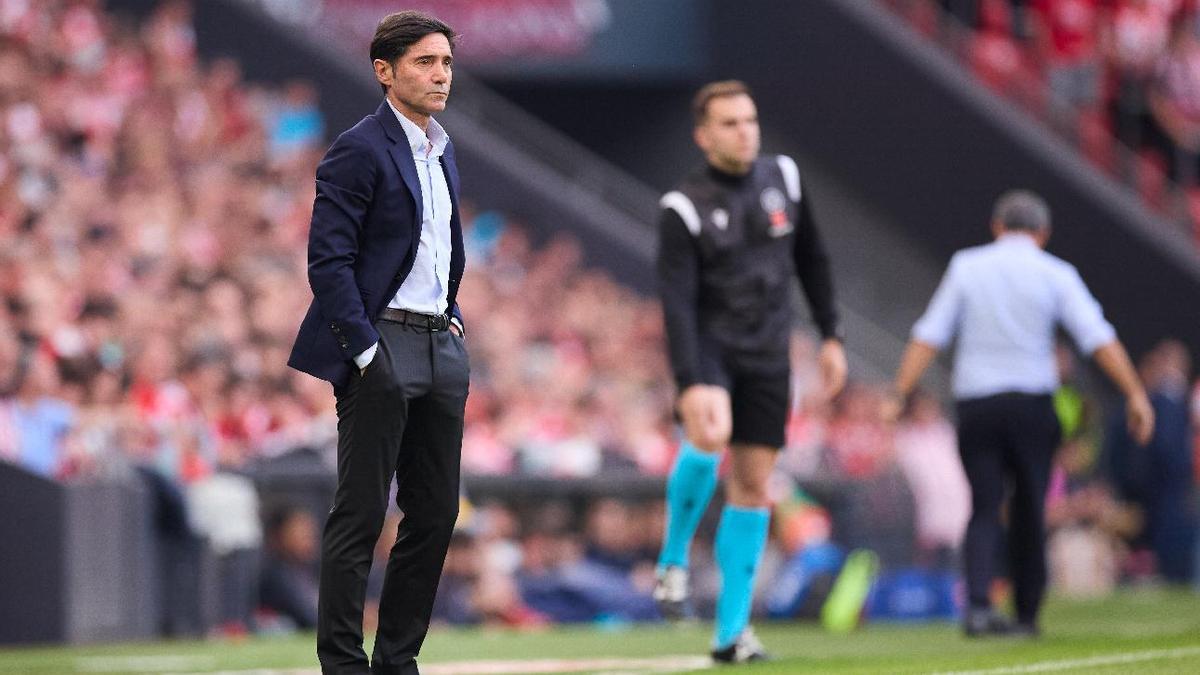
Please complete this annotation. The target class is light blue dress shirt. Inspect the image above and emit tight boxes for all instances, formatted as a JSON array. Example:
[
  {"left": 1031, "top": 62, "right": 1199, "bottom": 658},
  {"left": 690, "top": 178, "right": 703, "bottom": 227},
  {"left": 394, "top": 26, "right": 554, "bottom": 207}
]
[
  {"left": 355, "top": 100, "right": 454, "bottom": 370},
  {"left": 386, "top": 99, "right": 452, "bottom": 315},
  {"left": 912, "top": 233, "right": 1116, "bottom": 401}
]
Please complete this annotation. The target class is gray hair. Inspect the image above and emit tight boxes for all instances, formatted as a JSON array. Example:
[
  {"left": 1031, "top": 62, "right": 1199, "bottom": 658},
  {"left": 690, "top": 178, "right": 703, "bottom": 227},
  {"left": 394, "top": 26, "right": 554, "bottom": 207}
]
[{"left": 991, "top": 190, "right": 1051, "bottom": 233}]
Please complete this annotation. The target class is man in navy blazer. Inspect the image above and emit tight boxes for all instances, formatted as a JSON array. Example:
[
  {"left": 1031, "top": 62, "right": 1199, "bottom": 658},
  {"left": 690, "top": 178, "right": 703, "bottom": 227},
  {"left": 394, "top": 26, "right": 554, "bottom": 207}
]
[{"left": 287, "top": 11, "right": 469, "bottom": 675}]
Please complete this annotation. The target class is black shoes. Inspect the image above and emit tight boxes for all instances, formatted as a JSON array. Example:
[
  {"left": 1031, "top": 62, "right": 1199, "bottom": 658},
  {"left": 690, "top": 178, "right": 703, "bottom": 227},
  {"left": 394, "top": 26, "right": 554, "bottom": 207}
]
[
  {"left": 711, "top": 628, "right": 771, "bottom": 664},
  {"left": 964, "top": 607, "right": 1040, "bottom": 639},
  {"left": 1010, "top": 621, "right": 1041, "bottom": 639}
]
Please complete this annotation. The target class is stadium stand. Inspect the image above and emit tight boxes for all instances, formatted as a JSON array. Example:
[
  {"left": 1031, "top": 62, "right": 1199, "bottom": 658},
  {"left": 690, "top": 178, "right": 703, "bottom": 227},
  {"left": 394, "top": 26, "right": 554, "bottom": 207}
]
[
  {"left": 883, "top": 0, "right": 1200, "bottom": 235},
  {"left": 0, "top": 0, "right": 1195, "bottom": 647}
]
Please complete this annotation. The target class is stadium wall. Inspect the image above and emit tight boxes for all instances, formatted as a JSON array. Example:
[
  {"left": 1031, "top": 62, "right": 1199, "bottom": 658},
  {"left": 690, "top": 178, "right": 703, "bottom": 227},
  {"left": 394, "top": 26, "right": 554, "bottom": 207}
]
[{"left": 0, "top": 465, "right": 164, "bottom": 645}]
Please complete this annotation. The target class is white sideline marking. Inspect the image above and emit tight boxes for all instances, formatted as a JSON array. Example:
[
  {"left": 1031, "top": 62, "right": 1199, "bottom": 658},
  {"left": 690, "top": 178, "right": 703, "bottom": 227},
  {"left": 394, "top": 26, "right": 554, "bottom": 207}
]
[
  {"left": 76, "top": 655, "right": 217, "bottom": 671},
  {"left": 934, "top": 645, "right": 1200, "bottom": 675},
  {"left": 168, "top": 671, "right": 313, "bottom": 675},
  {"left": 156, "top": 654, "right": 711, "bottom": 675},
  {"left": 424, "top": 655, "right": 711, "bottom": 673},
  {"left": 167, "top": 671, "right": 314, "bottom": 675}
]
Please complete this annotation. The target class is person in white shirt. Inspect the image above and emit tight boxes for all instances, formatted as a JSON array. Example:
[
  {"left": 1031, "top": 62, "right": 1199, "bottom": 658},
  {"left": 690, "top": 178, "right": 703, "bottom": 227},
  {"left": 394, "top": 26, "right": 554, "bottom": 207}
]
[
  {"left": 288, "top": 11, "right": 470, "bottom": 675},
  {"left": 892, "top": 189, "right": 1153, "bottom": 638}
]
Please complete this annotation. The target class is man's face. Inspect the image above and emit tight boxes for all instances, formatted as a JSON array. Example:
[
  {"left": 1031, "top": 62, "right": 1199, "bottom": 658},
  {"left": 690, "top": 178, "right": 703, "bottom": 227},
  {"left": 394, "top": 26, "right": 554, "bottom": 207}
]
[
  {"left": 695, "top": 93, "right": 761, "bottom": 173},
  {"left": 375, "top": 32, "right": 453, "bottom": 122}
]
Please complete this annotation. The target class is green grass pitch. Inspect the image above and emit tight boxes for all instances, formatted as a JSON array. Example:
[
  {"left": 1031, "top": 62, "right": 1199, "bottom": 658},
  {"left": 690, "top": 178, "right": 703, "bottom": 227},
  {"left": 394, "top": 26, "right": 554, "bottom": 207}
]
[{"left": 2, "top": 589, "right": 1198, "bottom": 674}]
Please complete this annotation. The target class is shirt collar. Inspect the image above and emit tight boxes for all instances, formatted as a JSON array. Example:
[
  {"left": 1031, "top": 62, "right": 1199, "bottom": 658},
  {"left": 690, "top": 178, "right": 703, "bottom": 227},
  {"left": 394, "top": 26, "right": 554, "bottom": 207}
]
[
  {"left": 996, "top": 231, "right": 1039, "bottom": 248},
  {"left": 386, "top": 97, "right": 448, "bottom": 159}
]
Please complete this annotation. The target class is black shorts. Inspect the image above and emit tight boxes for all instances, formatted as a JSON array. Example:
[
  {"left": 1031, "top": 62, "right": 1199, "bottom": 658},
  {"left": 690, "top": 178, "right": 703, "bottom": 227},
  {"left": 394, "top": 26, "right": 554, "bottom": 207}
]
[{"left": 708, "top": 364, "right": 791, "bottom": 449}]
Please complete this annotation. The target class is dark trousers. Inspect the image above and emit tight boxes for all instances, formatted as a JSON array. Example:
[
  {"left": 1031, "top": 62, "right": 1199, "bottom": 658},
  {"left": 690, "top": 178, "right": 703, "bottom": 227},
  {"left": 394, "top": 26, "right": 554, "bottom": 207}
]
[
  {"left": 317, "top": 321, "right": 469, "bottom": 675},
  {"left": 956, "top": 392, "right": 1060, "bottom": 625}
]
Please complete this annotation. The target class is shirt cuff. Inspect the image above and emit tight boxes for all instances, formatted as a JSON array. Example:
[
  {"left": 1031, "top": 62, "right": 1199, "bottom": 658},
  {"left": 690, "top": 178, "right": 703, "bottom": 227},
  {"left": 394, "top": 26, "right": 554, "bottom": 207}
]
[
  {"left": 450, "top": 316, "right": 464, "bottom": 336},
  {"left": 353, "top": 342, "right": 378, "bottom": 371}
]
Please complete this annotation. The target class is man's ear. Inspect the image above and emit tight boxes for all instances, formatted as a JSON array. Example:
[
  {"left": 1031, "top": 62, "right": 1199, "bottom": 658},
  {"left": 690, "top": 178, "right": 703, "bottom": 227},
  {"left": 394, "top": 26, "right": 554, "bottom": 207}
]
[{"left": 373, "top": 58, "right": 391, "bottom": 87}]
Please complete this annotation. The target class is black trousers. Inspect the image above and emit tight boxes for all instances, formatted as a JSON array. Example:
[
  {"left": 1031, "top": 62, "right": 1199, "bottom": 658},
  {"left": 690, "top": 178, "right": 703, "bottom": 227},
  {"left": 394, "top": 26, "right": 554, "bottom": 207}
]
[
  {"left": 317, "top": 322, "right": 469, "bottom": 675},
  {"left": 956, "top": 392, "right": 1061, "bottom": 625}
]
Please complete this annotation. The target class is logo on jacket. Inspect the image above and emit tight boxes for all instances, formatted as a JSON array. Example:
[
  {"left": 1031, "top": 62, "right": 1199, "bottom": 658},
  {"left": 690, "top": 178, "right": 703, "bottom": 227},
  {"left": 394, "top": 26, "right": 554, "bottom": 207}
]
[
  {"left": 711, "top": 208, "right": 729, "bottom": 230},
  {"left": 760, "top": 187, "right": 793, "bottom": 237}
]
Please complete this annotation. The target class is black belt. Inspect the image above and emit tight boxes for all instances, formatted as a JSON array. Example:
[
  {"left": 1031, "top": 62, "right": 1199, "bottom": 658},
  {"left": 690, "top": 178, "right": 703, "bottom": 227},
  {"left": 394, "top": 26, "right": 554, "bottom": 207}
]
[{"left": 378, "top": 308, "right": 450, "bottom": 332}]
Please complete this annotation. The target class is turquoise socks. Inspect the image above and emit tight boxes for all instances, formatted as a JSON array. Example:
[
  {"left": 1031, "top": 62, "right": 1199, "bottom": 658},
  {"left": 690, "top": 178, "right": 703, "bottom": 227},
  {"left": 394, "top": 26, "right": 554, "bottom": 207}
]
[
  {"left": 657, "top": 441, "right": 720, "bottom": 569},
  {"left": 713, "top": 505, "right": 770, "bottom": 649},
  {"left": 658, "top": 442, "right": 771, "bottom": 649}
]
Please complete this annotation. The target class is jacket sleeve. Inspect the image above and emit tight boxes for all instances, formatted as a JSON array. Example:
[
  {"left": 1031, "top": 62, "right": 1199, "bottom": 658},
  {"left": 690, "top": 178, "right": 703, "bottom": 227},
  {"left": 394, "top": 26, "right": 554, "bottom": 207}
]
[
  {"left": 657, "top": 207, "right": 704, "bottom": 391},
  {"left": 792, "top": 181, "right": 840, "bottom": 340},
  {"left": 307, "top": 130, "right": 380, "bottom": 359}
]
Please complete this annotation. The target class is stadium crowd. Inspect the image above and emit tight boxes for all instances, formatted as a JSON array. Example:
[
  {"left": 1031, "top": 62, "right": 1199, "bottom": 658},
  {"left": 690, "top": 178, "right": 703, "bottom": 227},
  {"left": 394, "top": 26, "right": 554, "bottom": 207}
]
[
  {"left": 0, "top": 0, "right": 1197, "bottom": 636},
  {"left": 887, "top": 0, "right": 1200, "bottom": 231}
]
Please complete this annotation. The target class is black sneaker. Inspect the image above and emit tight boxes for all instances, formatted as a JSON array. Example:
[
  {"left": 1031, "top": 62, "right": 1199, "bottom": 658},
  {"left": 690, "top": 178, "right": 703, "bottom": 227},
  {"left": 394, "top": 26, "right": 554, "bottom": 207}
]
[
  {"left": 1011, "top": 622, "right": 1041, "bottom": 639},
  {"left": 711, "top": 628, "right": 770, "bottom": 664},
  {"left": 964, "top": 607, "right": 1015, "bottom": 638},
  {"left": 653, "top": 565, "right": 690, "bottom": 620}
]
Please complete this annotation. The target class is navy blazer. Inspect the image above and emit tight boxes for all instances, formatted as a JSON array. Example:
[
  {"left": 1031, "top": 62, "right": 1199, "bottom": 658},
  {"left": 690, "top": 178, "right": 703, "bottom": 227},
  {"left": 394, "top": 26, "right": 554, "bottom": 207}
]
[{"left": 288, "top": 100, "right": 465, "bottom": 387}]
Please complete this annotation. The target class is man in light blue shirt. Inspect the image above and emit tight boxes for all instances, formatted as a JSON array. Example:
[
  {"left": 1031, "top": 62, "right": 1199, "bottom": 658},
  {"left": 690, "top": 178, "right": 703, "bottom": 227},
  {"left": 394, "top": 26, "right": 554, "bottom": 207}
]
[{"left": 893, "top": 190, "right": 1153, "bottom": 638}]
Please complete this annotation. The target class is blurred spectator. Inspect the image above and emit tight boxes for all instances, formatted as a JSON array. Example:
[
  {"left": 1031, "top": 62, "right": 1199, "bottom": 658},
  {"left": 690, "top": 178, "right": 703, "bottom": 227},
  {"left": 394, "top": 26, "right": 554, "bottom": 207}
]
[
  {"left": 431, "top": 529, "right": 484, "bottom": 625},
  {"left": 1047, "top": 480, "right": 1141, "bottom": 595},
  {"left": 187, "top": 467, "right": 263, "bottom": 635},
  {"left": 582, "top": 499, "right": 645, "bottom": 575},
  {"left": 971, "top": 0, "right": 1041, "bottom": 102},
  {"left": 269, "top": 81, "right": 324, "bottom": 162},
  {"left": 1192, "top": 375, "right": 1200, "bottom": 483},
  {"left": 943, "top": 0, "right": 981, "bottom": 30},
  {"left": 828, "top": 382, "right": 893, "bottom": 480},
  {"left": 824, "top": 382, "right": 915, "bottom": 568},
  {"left": 7, "top": 349, "right": 75, "bottom": 478},
  {"left": 134, "top": 458, "right": 206, "bottom": 637},
  {"left": 259, "top": 506, "right": 320, "bottom": 629},
  {"left": 1104, "top": 0, "right": 1173, "bottom": 154},
  {"left": 1029, "top": 0, "right": 1105, "bottom": 120},
  {"left": 1052, "top": 342, "right": 1095, "bottom": 445},
  {"left": 1148, "top": 19, "right": 1200, "bottom": 184},
  {"left": 893, "top": 389, "right": 970, "bottom": 567},
  {"left": 515, "top": 501, "right": 659, "bottom": 623},
  {"left": 1107, "top": 339, "right": 1198, "bottom": 582},
  {"left": 1046, "top": 344, "right": 1142, "bottom": 594}
]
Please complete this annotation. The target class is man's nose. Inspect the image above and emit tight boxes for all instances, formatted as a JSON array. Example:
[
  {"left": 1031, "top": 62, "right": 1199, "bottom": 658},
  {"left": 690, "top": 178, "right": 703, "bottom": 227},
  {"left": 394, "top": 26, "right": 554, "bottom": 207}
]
[{"left": 432, "top": 63, "right": 449, "bottom": 82}]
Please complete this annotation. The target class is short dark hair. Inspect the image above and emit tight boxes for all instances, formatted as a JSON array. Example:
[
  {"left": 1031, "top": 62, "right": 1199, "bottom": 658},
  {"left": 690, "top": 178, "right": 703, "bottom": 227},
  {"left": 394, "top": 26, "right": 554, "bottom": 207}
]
[
  {"left": 370, "top": 11, "right": 457, "bottom": 93},
  {"left": 991, "top": 189, "right": 1051, "bottom": 233},
  {"left": 692, "top": 80, "right": 752, "bottom": 125}
]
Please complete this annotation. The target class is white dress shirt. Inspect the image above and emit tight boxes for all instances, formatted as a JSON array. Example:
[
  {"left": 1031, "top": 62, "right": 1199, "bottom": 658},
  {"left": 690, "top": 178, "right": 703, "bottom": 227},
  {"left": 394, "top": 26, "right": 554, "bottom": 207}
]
[
  {"left": 912, "top": 233, "right": 1116, "bottom": 400},
  {"left": 354, "top": 99, "right": 453, "bottom": 371}
]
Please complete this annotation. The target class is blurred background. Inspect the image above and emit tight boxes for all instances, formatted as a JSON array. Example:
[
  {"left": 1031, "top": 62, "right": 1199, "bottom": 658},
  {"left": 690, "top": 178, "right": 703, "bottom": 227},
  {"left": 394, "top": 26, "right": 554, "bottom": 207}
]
[{"left": 0, "top": 0, "right": 1198, "bottom": 652}]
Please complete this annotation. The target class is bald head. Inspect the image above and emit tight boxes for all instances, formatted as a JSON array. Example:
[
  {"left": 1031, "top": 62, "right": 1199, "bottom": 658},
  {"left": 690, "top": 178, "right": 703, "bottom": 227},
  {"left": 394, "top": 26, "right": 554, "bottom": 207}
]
[{"left": 992, "top": 190, "right": 1051, "bottom": 234}]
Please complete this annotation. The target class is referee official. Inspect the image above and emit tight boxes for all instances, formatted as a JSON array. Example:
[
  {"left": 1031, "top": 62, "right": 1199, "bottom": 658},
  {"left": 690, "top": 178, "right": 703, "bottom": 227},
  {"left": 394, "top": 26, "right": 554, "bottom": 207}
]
[
  {"left": 892, "top": 190, "right": 1154, "bottom": 637},
  {"left": 652, "top": 80, "right": 847, "bottom": 663}
]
